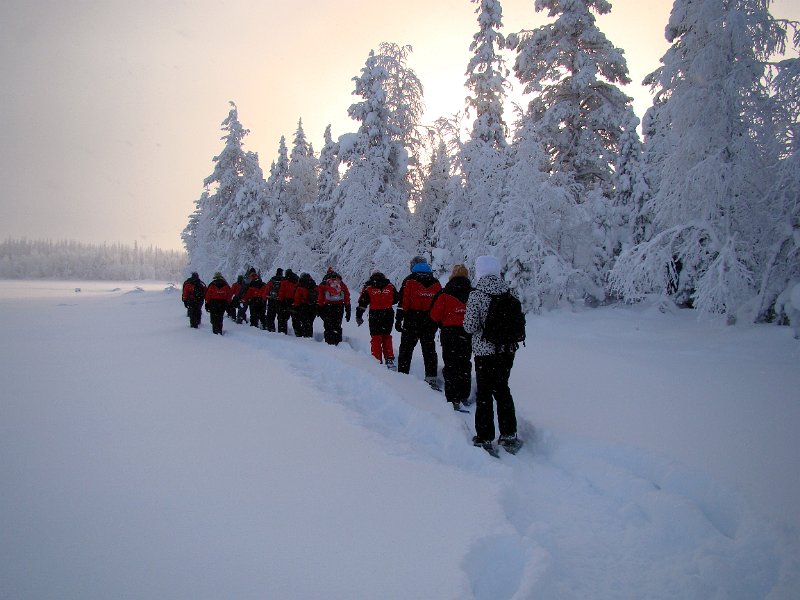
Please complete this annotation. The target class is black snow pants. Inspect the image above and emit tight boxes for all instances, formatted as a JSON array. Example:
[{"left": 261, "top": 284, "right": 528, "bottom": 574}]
[
  {"left": 440, "top": 328, "right": 472, "bottom": 404},
  {"left": 473, "top": 352, "right": 517, "bottom": 442}
]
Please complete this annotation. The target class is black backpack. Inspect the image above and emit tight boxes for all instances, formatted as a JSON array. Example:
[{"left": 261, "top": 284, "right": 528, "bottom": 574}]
[{"left": 482, "top": 291, "right": 526, "bottom": 349}]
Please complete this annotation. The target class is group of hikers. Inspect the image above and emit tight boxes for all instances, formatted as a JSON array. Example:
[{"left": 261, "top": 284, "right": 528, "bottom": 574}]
[{"left": 181, "top": 254, "right": 525, "bottom": 454}]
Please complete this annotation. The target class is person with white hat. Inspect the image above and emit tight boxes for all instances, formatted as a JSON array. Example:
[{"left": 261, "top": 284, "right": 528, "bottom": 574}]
[{"left": 463, "top": 255, "right": 523, "bottom": 454}]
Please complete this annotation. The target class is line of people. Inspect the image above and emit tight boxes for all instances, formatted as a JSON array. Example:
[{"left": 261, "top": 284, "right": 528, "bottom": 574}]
[
  {"left": 181, "top": 254, "right": 522, "bottom": 452},
  {"left": 183, "top": 266, "right": 352, "bottom": 343}
]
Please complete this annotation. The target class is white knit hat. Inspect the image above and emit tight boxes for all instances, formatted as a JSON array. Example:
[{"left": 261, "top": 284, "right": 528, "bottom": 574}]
[{"left": 475, "top": 255, "right": 500, "bottom": 280}]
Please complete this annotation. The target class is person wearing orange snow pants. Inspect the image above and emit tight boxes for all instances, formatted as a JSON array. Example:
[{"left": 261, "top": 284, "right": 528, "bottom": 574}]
[{"left": 355, "top": 271, "right": 399, "bottom": 370}]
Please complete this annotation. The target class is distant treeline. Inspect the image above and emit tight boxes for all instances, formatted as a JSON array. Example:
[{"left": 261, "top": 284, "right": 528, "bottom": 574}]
[{"left": 0, "top": 238, "right": 187, "bottom": 281}]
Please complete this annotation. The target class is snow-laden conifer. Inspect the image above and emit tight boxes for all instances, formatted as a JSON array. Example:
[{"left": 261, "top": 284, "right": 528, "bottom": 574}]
[
  {"left": 183, "top": 102, "right": 253, "bottom": 277},
  {"left": 508, "top": 0, "right": 640, "bottom": 303},
  {"left": 330, "top": 43, "right": 422, "bottom": 286},
  {"left": 433, "top": 0, "right": 511, "bottom": 272},
  {"left": 416, "top": 139, "right": 458, "bottom": 275},
  {"left": 273, "top": 120, "right": 319, "bottom": 274},
  {"left": 310, "top": 124, "right": 341, "bottom": 269},
  {"left": 610, "top": 0, "right": 796, "bottom": 321}
]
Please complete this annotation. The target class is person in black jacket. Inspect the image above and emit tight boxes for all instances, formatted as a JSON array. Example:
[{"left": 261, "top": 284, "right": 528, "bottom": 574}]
[
  {"left": 264, "top": 268, "right": 284, "bottom": 332},
  {"left": 181, "top": 272, "right": 206, "bottom": 329}
]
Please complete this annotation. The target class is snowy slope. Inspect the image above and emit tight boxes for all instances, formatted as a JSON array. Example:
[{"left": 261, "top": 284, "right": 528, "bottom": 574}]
[{"left": 0, "top": 281, "right": 798, "bottom": 599}]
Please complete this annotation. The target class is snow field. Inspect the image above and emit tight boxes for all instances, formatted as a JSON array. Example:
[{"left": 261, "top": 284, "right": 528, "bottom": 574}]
[{"left": 1, "top": 281, "right": 798, "bottom": 599}]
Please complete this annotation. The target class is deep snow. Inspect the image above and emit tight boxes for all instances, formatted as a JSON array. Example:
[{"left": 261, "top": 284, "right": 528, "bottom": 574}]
[{"left": 0, "top": 280, "right": 798, "bottom": 599}]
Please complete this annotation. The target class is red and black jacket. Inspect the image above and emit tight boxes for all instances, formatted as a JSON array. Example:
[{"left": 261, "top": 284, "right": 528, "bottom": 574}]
[
  {"left": 397, "top": 271, "right": 442, "bottom": 332},
  {"left": 356, "top": 272, "right": 398, "bottom": 335},
  {"left": 205, "top": 278, "right": 233, "bottom": 311},
  {"left": 430, "top": 276, "right": 471, "bottom": 331},
  {"left": 242, "top": 278, "right": 268, "bottom": 305},
  {"left": 182, "top": 275, "right": 206, "bottom": 305}
]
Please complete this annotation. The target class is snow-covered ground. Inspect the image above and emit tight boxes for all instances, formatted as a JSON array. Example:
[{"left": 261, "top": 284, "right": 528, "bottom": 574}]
[{"left": 1, "top": 280, "right": 798, "bottom": 599}]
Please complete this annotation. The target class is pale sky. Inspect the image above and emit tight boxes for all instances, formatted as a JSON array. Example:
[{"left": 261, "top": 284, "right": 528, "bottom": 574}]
[{"left": 1, "top": 0, "right": 798, "bottom": 251}]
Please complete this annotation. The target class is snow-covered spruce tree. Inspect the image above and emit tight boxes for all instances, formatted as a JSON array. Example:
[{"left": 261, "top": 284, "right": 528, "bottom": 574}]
[
  {"left": 329, "top": 43, "right": 423, "bottom": 287},
  {"left": 508, "top": 0, "right": 641, "bottom": 303},
  {"left": 258, "top": 135, "right": 290, "bottom": 274},
  {"left": 610, "top": 0, "right": 795, "bottom": 322},
  {"left": 182, "top": 101, "right": 252, "bottom": 277},
  {"left": 273, "top": 120, "right": 320, "bottom": 274},
  {"left": 757, "top": 50, "right": 800, "bottom": 322},
  {"left": 221, "top": 149, "right": 272, "bottom": 278},
  {"left": 416, "top": 139, "right": 458, "bottom": 275},
  {"left": 486, "top": 116, "right": 581, "bottom": 310},
  {"left": 310, "top": 124, "right": 341, "bottom": 265},
  {"left": 434, "top": 0, "right": 511, "bottom": 272}
]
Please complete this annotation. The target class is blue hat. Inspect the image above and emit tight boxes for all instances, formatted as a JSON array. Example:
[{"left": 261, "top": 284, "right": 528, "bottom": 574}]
[{"left": 411, "top": 261, "right": 432, "bottom": 274}]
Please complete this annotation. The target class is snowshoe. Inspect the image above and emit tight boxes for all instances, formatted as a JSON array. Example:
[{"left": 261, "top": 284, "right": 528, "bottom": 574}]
[
  {"left": 425, "top": 376, "right": 442, "bottom": 391},
  {"left": 385, "top": 358, "right": 397, "bottom": 371},
  {"left": 472, "top": 436, "right": 499, "bottom": 458},
  {"left": 453, "top": 402, "right": 470, "bottom": 414},
  {"left": 498, "top": 434, "right": 524, "bottom": 455}
]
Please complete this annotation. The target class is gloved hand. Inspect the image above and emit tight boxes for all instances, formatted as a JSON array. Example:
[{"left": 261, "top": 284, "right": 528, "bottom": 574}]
[
  {"left": 345, "top": 304, "right": 351, "bottom": 322},
  {"left": 356, "top": 315, "right": 364, "bottom": 327},
  {"left": 183, "top": 301, "right": 189, "bottom": 308},
  {"left": 395, "top": 313, "right": 403, "bottom": 333}
]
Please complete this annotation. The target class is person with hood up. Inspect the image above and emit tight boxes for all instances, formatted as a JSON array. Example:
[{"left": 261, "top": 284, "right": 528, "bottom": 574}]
[
  {"left": 291, "top": 272, "right": 317, "bottom": 338},
  {"left": 430, "top": 264, "right": 473, "bottom": 411},
  {"left": 276, "top": 269, "right": 299, "bottom": 334},
  {"left": 181, "top": 272, "right": 206, "bottom": 329},
  {"left": 317, "top": 267, "right": 351, "bottom": 345},
  {"left": 241, "top": 268, "right": 268, "bottom": 329},
  {"left": 463, "top": 255, "right": 521, "bottom": 453},
  {"left": 356, "top": 271, "right": 399, "bottom": 368},
  {"left": 396, "top": 256, "right": 442, "bottom": 389},
  {"left": 205, "top": 272, "right": 233, "bottom": 335},
  {"left": 263, "top": 268, "right": 284, "bottom": 332}
]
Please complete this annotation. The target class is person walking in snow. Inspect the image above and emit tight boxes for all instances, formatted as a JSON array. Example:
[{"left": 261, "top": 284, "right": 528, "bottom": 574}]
[
  {"left": 228, "top": 275, "right": 246, "bottom": 322},
  {"left": 276, "top": 269, "right": 299, "bottom": 334},
  {"left": 463, "top": 255, "right": 521, "bottom": 452},
  {"left": 291, "top": 272, "right": 317, "bottom": 338},
  {"left": 205, "top": 272, "right": 233, "bottom": 335},
  {"left": 396, "top": 256, "right": 442, "bottom": 389},
  {"left": 356, "top": 271, "right": 399, "bottom": 369},
  {"left": 181, "top": 271, "right": 206, "bottom": 329},
  {"left": 264, "top": 268, "right": 284, "bottom": 332},
  {"left": 430, "top": 264, "right": 473, "bottom": 411},
  {"left": 242, "top": 268, "right": 268, "bottom": 329},
  {"left": 317, "top": 267, "right": 351, "bottom": 345}
]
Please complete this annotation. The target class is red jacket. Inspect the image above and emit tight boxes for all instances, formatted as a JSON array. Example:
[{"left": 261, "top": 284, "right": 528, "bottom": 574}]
[
  {"left": 278, "top": 278, "right": 298, "bottom": 303},
  {"left": 205, "top": 279, "right": 233, "bottom": 308},
  {"left": 317, "top": 276, "right": 350, "bottom": 306},
  {"left": 182, "top": 277, "right": 206, "bottom": 304},
  {"left": 399, "top": 273, "right": 441, "bottom": 312},
  {"left": 242, "top": 279, "right": 268, "bottom": 303},
  {"left": 293, "top": 285, "right": 313, "bottom": 306},
  {"left": 430, "top": 292, "right": 466, "bottom": 328},
  {"left": 360, "top": 283, "right": 397, "bottom": 310}
]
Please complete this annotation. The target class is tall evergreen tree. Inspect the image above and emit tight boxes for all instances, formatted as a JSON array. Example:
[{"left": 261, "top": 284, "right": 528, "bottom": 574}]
[
  {"left": 273, "top": 120, "right": 319, "bottom": 272},
  {"left": 508, "top": 0, "right": 640, "bottom": 302},
  {"left": 610, "top": 0, "right": 796, "bottom": 321},
  {"left": 433, "top": 0, "right": 511, "bottom": 270},
  {"left": 311, "top": 124, "right": 341, "bottom": 268},
  {"left": 330, "top": 43, "right": 423, "bottom": 286},
  {"left": 182, "top": 102, "right": 252, "bottom": 277},
  {"left": 416, "top": 139, "right": 457, "bottom": 274}
]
